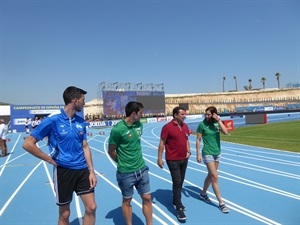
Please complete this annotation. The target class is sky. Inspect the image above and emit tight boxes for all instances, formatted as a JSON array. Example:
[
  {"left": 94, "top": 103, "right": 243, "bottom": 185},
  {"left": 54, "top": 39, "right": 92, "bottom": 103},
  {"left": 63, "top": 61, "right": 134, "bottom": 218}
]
[{"left": 0, "top": 0, "right": 299, "bottom": 105}]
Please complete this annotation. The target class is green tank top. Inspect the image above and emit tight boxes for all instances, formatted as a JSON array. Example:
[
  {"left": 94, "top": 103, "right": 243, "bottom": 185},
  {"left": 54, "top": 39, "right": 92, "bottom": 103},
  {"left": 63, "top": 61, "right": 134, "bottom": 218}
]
[{"left": 196, "top": 120, "right": 221, "bottom": 155}]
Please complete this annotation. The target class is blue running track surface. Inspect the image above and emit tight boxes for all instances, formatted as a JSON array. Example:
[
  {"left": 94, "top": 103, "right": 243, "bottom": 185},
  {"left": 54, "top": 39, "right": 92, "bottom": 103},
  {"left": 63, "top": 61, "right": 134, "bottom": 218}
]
[{"left": 0, "top": 113, "right": 299, "bottom": 225}]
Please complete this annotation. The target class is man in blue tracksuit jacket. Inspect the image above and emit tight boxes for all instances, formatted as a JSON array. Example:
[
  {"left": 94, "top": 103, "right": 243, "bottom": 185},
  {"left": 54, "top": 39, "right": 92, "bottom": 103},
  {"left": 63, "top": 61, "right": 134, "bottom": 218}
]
[{"left": 23, "top": 86, "right": 97, "bottom": 225}]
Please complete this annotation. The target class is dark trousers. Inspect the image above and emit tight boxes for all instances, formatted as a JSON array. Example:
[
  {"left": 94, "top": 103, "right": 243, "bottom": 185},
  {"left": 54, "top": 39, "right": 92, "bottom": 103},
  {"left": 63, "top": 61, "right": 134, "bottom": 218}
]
[
  {"left": 0, "top": 139, "right": 7, "bottom": 156},
  {"left": 166, "top": 159, "right": 188, "bottom": 210}
]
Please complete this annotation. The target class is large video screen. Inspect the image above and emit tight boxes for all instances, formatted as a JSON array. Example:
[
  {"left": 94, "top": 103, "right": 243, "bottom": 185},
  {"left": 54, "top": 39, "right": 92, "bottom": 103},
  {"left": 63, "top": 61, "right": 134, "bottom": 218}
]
[{"left": 103, "top": 91, "right": 165, "bottom": 116}]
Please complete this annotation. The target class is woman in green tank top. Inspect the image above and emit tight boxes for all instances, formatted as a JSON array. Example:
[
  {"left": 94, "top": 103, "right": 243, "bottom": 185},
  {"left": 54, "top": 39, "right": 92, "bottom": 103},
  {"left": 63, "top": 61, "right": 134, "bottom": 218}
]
[{"left": 195, "top": 106, "right": 230, "bottom": 214}]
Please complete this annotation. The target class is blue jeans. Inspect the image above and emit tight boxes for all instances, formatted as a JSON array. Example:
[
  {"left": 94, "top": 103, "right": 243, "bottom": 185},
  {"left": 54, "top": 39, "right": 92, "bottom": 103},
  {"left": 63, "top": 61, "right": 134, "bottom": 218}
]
[
  {"left": 166, "top": 159, "right": 188, "bottom": 210},
  {"left": 116, "top": 166, "right": 151, "bottom": 198}
]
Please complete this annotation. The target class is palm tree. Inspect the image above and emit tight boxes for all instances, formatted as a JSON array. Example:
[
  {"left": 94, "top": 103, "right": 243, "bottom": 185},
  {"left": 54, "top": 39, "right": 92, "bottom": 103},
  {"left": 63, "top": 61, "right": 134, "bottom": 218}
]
[
  {"left": 233, "top": 76, "right": 238, "bottom": 91},
  {"left": 223, "top": 76, "right": 226, "bottom": 92},
  {"left": 248, "top": 79, "right": 252, "bottom": 90},
  {"left": 261, "top": 77, "right": 266, "bottom": 89},
  {"left": 275, "top": 72, "right": 281, "bottom": 89}
]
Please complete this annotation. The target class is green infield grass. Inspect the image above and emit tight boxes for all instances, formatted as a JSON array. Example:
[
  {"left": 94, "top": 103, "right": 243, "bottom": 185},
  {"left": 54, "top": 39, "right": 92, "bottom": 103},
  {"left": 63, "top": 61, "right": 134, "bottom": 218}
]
[{"left": 220, "top": 120, "right": 300, "bottom": 152}]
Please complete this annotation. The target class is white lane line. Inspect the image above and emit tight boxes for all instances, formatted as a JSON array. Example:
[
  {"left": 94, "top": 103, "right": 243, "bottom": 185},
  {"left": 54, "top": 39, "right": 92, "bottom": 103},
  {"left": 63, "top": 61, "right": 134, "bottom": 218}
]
[
  {"left": 222, "top": 145, "right": 300, "bottom": 158},
  {"left": 223, "top": 152, "right": 300, "bottom": 166},
  {"left": 0, "top": 160, "right": 43, "bottom": 216},
  {"left": 222, "top": 160, "right": 300, "bottom": 179},
  {"left": 0, "top": 133, "right": 22, "bottom": 176},
  {"left": 0, "top": 152, "right": 29, "bottom": 169},
  {"left": 95, "top": 170, "right": 174, "bottom": 225},
  {"left": 222, "top": 158, "right": 300, "bottom": 179},
  {"left": 144, "top": 156, "right": 282, "bottom": 225},
  {"left": 75, "top": 194, "right": 83, "bottom": 224},
  {"left": 102, "top": 136, "right": 178, "bottom": 225},
  {"left": 42, "top": 161, "right": 55, "bottom": 196},
  {"left": 188, "top": 164, "right": 300, "bottom": 200}
]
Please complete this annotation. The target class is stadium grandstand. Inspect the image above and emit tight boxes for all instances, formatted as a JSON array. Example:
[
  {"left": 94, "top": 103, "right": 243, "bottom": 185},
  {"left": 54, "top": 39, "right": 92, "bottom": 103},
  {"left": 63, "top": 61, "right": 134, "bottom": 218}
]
[
  {"left": 1, "top": 83, "right": 299, "bottom": 124},
  {"left": 83, "top": 82, "right": 300, "bottom": 120}
]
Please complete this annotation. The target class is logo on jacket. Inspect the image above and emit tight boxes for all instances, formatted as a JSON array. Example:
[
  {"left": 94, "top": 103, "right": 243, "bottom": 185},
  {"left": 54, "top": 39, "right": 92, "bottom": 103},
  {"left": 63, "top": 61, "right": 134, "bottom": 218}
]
[{"left": 76, "top": 124, "right": 83, "bottom": 129}]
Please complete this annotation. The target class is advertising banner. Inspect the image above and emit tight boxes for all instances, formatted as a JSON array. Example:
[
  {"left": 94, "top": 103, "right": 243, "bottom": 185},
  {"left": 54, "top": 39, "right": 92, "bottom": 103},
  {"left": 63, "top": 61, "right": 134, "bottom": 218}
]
[
  {"left": 223, "top": 120, "right": 234, "bottom": 131},
  {"left": 10, "top": 105, "right": 84, "bottom": 132}
]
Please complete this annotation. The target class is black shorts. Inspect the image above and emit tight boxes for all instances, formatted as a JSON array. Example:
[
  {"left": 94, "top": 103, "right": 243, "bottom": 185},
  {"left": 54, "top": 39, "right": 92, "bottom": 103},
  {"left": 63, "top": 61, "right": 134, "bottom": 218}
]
[{"left": 53, "top": 166, "right": 94, "bottom": 206}]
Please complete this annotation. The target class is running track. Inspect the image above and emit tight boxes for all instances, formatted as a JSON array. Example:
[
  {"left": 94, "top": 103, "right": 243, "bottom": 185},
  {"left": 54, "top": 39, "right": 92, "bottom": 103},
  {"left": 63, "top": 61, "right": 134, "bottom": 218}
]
[{"left": 0, "top": 113, "right": 299, "bottom": 225}]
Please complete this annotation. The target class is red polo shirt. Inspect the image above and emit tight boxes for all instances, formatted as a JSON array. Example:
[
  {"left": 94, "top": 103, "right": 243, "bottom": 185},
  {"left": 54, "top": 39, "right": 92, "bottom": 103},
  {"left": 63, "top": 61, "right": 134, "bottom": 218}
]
[{"left": 160, "top": 119, "right": 190, "bottom": 160}]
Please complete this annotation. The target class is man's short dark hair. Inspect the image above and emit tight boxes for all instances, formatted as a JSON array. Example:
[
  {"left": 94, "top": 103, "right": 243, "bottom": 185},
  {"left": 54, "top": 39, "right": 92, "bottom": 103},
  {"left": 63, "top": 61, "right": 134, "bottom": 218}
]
[
  {"left": 63, "top": 86, "right": 87, "bottom": 105},
  {"left": 172, "top": 106, "right": 186, "bottom": 118},
  {"left": 125, "top": 101, "right": 144, "bottom": 117}
]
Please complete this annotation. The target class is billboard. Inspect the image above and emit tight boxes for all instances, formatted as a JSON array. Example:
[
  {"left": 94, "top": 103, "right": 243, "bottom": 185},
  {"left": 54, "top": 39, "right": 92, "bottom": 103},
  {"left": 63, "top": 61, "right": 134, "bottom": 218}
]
[
  {"left": 10, "top": 105, "right": 84, "bottom": 132},
  {"left": 103, "top": 91, "right": 165, "bottom": 117}
]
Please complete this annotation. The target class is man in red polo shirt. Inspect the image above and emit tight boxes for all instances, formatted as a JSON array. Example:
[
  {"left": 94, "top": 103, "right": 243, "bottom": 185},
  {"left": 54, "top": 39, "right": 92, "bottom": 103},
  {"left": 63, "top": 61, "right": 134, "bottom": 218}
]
[{"left": 157, "top": 106, "right": 191, "bottom": 221}]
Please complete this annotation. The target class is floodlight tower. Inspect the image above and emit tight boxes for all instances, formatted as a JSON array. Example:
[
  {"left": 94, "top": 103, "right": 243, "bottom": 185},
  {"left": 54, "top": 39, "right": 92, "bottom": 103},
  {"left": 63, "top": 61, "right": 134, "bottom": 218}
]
[
  {"left": 157, "top": 83, "right": 164, "bottom": 91},
  {"left": 141, "top": 83, "right": 149, "bottom": 91},
  {"left": 112, "top": 82, "right": 118, "bottom": 90},
  {"left": 97, "top": 82, "right": 105, "bottom": 101},
  {"left": 97, "top": 82, "right": 106, "bottom": 116},
  {"left": 124, "top": 82, "right": 131, "bottom": 91},
  {"left": 134, "top": 83, "right": 142, "bottom": 91}
]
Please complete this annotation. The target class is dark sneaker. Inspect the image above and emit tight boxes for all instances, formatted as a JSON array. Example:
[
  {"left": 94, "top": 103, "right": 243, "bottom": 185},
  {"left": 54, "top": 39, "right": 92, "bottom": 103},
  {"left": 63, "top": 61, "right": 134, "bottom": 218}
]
[
  {"left": 200, "top": 193, "right": 211, "bottom": 203},
  {"left": 173, "top": 203, "right": 186, "bottom": 211},
  {"left": 219, "top": 203, "right": 229, "bottom": 213},
  {"left": 177, "top": 208, "right": 187, "bottom": 221}
]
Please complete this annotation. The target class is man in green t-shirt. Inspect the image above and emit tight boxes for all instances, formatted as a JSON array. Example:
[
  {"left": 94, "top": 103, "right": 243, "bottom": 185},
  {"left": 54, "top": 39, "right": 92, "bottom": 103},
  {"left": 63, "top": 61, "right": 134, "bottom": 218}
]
[{"left": 108, "top": 101, "right": 153, "bottom": 225}]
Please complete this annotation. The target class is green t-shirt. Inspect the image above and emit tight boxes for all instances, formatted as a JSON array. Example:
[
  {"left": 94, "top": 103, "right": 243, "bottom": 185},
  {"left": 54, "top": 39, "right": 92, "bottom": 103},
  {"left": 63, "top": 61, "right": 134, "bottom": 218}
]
[
  {"left": 109, "top": 119, "right": 146, "bottom": 173},
  {"left": 196, "top": 120, "right": 221, "bottom": 155}
]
